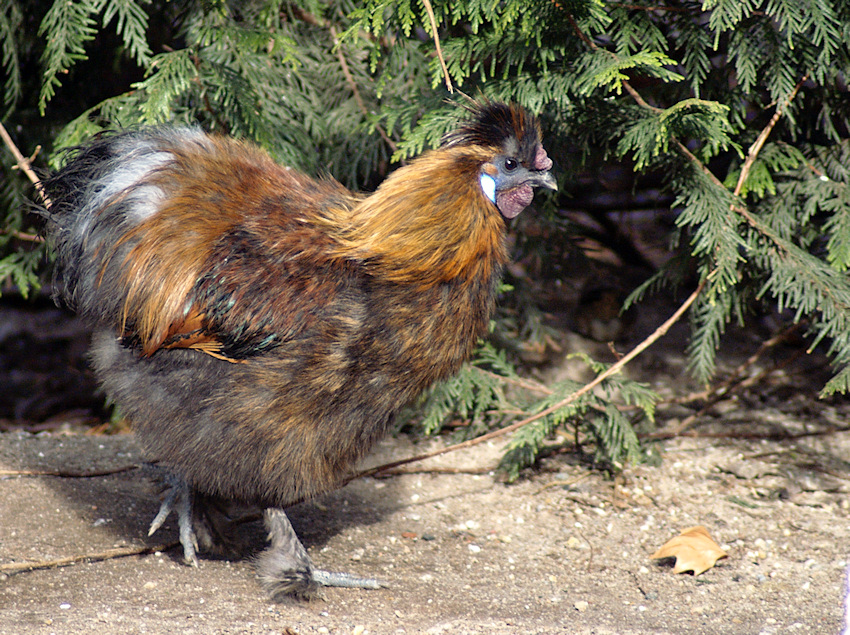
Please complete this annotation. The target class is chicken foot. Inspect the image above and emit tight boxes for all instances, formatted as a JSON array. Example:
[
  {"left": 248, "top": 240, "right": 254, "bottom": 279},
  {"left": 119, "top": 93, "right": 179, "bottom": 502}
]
[{"left": 147, "top": 468, "right": 385, "bottom": 598}]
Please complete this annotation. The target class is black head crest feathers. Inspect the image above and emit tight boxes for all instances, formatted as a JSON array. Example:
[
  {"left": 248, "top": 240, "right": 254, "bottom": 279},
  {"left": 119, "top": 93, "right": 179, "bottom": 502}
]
[{"left": 441, "top": 102, "right": 545, "bottom": 166}]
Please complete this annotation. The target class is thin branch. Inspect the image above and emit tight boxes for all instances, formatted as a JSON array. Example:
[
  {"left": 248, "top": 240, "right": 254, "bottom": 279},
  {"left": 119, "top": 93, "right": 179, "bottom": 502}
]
[
  {"left": 0, "top": 465, "right": 137, "bottom": 478},
  {"left": 673, "top": 77, "right": 808, "bottom": 232},
  {"left": 421, "top": 0, "right": 453, "bottom": 93},
  {"left": 646, "top": 347, "right": 806, "bottom": 439},
  {"left": 658, "top": 322, "right": 803, "bottom": 409},
  {"left": 643, "top": 424, "right": 850, "bottom": 443},
  {"left": 609, "top": 3, "right": 695, "bottom": 12},
  {"left": 733, "top": 75, "right": 808, "bottom": 198},
  {"left": 2, "top": 229, "right": 42, "bottom": 243},
  {"left": 563, "top": 10, "right": 595, "bottom": 49},
  {"left": 353, "top": 278, "right": 707, "bottom": 480},
  {"left": 0, "top": 543, "right": 177, "bottom": 575},
  {"left": 622, "top": 80, "right": 662, "bottom": 113},
  {"left": 329, "top": 26, "right": 397, "bottom": 153},
  {"left": 0, "top": 121, "right": 50, "bottom": 208},
  {"left": 374, "top": 465, "right": 495, "bottom": 477}
]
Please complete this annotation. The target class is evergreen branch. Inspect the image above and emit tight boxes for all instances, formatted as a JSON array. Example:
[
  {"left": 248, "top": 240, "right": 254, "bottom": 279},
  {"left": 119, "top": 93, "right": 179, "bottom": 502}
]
[
  {"left": 0, "top": 0, "right": 22, "bottom": 113},
  {"left": 354, "top": 278, "right": 707, "bottom": 480},
  {"left": 670, "top": 75, "right": 807, "bottom": 230},
  {"left": 37, "top": 0, "right": 99, "bottom": 113},
  {"left": 101, "top": 0, "right": 153, "bottom": 67},
  {"left": 563, "top": 5, "right": 666, "bottom": 113},
  {"left": 564, "top": 0, "right": 800, "bottom": 200}
]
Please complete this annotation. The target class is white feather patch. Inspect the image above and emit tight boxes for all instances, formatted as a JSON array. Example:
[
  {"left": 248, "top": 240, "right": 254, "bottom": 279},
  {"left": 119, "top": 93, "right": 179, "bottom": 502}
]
[{"left": 479, "top": 173, "right": 496, "bottom": 204}]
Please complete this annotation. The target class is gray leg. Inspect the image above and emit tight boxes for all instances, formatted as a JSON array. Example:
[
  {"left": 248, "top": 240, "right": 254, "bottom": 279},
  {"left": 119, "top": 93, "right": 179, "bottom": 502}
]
[
  {"left": 147, "top": 469, "right": 199, "bottom": 566},
  {"left": 257, "top": 508, "right": 386, "bottom": 600}
]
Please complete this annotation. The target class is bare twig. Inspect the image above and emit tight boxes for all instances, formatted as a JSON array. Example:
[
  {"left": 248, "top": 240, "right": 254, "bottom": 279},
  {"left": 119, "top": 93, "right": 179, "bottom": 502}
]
[
  {"left": 0, "top": 543, "right": 177, "bottom": 575},
  {"left": 0, "top": 121, "right": 50, "bottom": 207},
  {"left": 0, "top": 121, "right": 49, "bottom": 243},
  {"left": 329, "top": 26, "right": 398, "bottom": 153},
  {"left": 0, "top": 465, "right": 137, "bottom": 478},
  {"left": 374, "top": 465, "right": 495, "bottom": 478},
  {"left": 534, "top": 471, "right": 592, "bottom": 494},
  {"left": 421, "top": 0, "right": 453, "bottom": 93},
  {"left": 645, "top": 425, "right": 850, "bottom": 442},
  {"left": 2, "top": 229, "right": 42, "bottom": 243},
  {"left": 733, "top": 75, "right": 808, "bottom": 198}
]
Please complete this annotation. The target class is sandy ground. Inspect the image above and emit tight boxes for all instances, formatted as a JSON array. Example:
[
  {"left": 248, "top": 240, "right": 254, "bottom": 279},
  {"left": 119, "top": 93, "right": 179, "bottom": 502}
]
[{"left": 2, "top": 420, "right": 848, "bottom": 635}]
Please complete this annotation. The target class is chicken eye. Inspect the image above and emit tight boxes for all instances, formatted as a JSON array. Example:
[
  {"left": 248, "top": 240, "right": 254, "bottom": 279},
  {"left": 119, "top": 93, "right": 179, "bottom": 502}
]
[{"left": 504, "top": 158, "right": 519, "bottom": 171}]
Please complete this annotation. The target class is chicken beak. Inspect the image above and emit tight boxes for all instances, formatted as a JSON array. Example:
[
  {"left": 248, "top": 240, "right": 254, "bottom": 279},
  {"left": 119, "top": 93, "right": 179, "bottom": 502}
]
[{"left": 533, "top": 170, "right": 558, "bottom": 192}]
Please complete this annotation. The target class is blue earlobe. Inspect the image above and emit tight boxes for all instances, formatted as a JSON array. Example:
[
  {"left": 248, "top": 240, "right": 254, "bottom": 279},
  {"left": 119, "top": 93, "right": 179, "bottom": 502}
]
[{"left": 479, "top": 173, "right": 497, "bottom": 204}]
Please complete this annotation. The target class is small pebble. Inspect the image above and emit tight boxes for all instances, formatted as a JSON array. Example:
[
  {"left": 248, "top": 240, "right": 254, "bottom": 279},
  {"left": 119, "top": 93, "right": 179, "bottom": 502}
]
[
  {"left": 574, "top": 600, "right": 589, "bottom": 612},
  {"left": 468, "top": 544, "right": 481, "bottom": 553}
]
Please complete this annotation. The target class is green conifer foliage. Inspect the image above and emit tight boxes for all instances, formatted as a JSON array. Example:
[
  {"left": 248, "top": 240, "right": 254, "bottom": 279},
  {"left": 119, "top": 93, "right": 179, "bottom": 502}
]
[{"left": 2, "top": 0, "right": 849, "bottom": 472}]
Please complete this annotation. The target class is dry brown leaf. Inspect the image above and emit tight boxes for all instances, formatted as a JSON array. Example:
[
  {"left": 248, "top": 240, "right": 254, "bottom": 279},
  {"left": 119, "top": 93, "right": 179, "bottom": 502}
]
[{"left": 650, "top": 525, "right": 728, "bottom": 575}]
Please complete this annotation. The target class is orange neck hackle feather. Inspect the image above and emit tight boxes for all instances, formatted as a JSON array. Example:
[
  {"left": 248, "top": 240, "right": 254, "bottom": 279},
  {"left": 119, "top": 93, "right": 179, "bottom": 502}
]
[{"left": 333, "top": 144, "right": 508, "bottom": 286}]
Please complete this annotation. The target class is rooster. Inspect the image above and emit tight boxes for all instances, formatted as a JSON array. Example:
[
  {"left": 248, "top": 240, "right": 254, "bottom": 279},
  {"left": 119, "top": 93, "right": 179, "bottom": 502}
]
[{"left": 42, "top": 101, "right": 556, "bottom": 598}]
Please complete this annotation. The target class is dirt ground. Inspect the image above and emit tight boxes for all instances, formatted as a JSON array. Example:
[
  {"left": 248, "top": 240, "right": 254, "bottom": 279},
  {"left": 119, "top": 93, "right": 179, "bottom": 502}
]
[
  {"left": 2, "top": 300, "right": 850, "bottom": 634},
  {"left": 2, "top": 401, "right": 849, "bottom": 634}
]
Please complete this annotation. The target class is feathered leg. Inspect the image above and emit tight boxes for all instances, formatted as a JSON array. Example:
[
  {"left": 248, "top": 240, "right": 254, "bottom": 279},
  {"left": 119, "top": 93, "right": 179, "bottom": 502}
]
[{"left": 257, "top": 508, "right": 386, "bottom": 600}]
